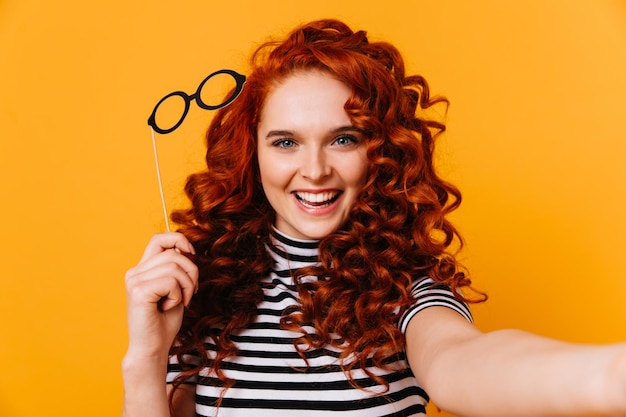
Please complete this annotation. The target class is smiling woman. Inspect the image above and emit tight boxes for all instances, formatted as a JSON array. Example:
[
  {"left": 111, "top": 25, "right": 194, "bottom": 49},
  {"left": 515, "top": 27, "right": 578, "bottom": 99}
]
[
  {"left": 256, "top": 71, "right": 369, "bottom": 240},
  {"left": 121, "top": 18, "right": 626, "bottom": 417}
]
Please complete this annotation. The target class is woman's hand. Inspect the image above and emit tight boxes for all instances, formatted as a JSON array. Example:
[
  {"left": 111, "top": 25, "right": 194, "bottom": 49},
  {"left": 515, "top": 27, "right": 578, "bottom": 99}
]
[
  {"left": 122, "top": 233, "right": 197, "bottom": 417},
  {"left": 124, "top": 232, "right": 198, "bottom": 360}
]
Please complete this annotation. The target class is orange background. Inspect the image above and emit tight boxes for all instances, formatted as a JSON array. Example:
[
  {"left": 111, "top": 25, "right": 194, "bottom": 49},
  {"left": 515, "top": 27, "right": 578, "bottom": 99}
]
[{"left": 1, "top": 1, "right": 625, "bottom": 416}]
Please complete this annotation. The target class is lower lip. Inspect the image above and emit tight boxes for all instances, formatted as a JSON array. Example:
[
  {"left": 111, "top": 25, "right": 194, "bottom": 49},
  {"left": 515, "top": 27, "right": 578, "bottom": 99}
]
[{"left": 292, "top": 193, "right": 342, "bottom": 215}]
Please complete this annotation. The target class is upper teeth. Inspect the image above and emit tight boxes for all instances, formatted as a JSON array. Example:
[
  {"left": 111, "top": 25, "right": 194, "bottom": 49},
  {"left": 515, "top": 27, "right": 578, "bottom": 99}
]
[{"left": 296, "top": 191, "right": 338, "bottom": 203}]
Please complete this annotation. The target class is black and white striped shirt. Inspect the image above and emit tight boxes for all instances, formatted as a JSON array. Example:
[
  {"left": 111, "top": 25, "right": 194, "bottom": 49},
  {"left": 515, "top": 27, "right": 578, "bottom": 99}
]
[{"left": 168, "top": 229, "right": 472, "bottom": 416}]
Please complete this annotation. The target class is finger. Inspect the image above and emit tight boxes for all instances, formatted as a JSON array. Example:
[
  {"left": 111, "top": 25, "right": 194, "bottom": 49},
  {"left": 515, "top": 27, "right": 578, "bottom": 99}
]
[
  {"left": 132, "top": 249, "right": 199, "bottom": 283},
  {"left": 127, "top": 249, "right": 199, "bottom": 303},
  {"left": 126, "top": 262, "right": 198, "bottom": 307},
  {"left": 128, "top": 275, "right": 185, "bottom": 312},
  {"left": 150, "top": 260, "right": 197, "bottom": 306},
  {"left": 139, "top": 232, "right": 196, "bottom": 263}
]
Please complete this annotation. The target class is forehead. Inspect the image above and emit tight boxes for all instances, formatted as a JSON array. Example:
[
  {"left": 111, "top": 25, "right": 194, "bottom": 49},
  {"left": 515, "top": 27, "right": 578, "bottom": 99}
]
[{"left": 259, "top": 71, "right": 353, "bottom": 128}]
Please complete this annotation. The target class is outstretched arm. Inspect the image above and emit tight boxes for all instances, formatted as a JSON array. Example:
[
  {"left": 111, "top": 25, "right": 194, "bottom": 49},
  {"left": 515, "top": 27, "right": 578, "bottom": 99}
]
[{"left": 406, "top": 307, "right": 626, "bottom": 417}]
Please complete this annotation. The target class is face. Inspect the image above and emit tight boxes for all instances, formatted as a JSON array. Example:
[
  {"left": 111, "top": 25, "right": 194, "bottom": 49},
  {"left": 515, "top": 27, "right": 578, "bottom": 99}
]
[{"left": 257, "top": 71, "right": 369, "bottom": 240}]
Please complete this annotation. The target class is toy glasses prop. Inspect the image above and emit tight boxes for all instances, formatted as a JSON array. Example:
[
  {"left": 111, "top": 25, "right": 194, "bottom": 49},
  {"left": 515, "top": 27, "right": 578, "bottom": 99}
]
[
  {"left": 148, "top": 69, "right": 247, "bottom": 134},
  {"left": 148, "top": 69, "right": 246, "bottom": 231}
]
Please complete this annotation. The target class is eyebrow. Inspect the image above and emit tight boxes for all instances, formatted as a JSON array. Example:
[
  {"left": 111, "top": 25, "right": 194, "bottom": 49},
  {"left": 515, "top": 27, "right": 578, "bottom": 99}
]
[{"left": 263, "top": 125, "right": 362, "bottom": 140}]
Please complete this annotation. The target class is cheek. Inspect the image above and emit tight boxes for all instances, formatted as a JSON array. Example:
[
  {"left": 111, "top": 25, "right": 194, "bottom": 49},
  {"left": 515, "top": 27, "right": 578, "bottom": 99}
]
[
  {"left": 257, "top": 148, "right": 273, "bottom": 181},
  {"left": 258, "top": 152, "right": 290, "bottom": 192},
  {"left": 348, "top": 154, "right": 370, "bottom": 187}
]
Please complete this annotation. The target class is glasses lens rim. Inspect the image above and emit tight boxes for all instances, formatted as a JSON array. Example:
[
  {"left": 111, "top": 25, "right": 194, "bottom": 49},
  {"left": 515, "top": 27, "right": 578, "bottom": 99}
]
[
  {"left": 195, "top": 69, "right": 246, "bottom": 111},
  {"left": 148, "top": 91, "right": 191, "bottom": 134}
]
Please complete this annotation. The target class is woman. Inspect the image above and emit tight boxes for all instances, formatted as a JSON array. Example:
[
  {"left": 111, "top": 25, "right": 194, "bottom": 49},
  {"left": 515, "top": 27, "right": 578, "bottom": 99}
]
[{"left": 123, "top": 19, "right": 626, "bottom": 416}]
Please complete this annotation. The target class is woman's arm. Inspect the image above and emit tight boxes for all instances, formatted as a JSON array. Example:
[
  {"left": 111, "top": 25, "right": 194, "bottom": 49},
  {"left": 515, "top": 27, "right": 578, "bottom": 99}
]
[
  {"left": 122, "top": 233, "right": 199, "bottom": 417},
  {"left": 122, "top": 353, "right": 170, "bottom": 417},
  {"left": 406, "top": 307, "right": 626, "bottom": 417},
  {"left": 122, "top": 352, "right": 195, "bottom": 417}
]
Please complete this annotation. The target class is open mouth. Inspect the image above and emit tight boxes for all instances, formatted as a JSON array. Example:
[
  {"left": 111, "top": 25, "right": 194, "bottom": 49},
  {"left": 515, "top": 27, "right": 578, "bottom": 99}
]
[{"left": 294, "top": 191, "right": 341, "bottom": 208}]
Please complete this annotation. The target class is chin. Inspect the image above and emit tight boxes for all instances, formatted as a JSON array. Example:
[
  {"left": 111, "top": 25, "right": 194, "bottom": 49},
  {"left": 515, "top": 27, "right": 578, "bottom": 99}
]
[{"left": 300, "top": 223, "right": 344, "bottom": 240}]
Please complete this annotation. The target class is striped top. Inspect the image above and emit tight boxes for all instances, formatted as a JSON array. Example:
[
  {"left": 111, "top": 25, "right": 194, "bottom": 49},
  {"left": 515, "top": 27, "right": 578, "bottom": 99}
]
[{"left": 167, "top": 229, "right": 472, "bottom": 416}]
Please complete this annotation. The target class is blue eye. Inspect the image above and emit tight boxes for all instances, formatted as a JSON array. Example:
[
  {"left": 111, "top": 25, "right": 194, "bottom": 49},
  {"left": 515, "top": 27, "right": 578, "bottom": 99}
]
[
  {"left": 272, "top": 139, "right": 296, "bottom": 148},
  {"left": 333, "top": 134, "right": 358, "bottom": 146}
]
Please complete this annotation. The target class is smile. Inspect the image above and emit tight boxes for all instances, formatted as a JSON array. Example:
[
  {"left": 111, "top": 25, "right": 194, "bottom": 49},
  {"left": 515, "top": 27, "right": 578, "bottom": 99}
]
[{"left": 294, "top": 191, "right": 341, "bottom": 208}]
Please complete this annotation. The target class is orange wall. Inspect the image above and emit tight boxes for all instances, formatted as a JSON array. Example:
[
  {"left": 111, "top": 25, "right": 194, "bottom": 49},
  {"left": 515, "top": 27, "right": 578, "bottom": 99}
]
[{"left": 1, "top": 1, "right": 625, "bottom": 416}]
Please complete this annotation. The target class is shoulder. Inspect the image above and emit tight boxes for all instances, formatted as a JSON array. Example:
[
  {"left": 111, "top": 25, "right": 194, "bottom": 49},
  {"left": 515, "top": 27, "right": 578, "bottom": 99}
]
[{"left": 397, "top": 277, "right": 473, "bottom": 333}]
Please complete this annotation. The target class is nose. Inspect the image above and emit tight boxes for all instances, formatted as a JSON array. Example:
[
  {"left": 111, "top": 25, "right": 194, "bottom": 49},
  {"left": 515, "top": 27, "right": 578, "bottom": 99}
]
[{"left": 300, "top": 147, "right": 331, "bottom": 181}]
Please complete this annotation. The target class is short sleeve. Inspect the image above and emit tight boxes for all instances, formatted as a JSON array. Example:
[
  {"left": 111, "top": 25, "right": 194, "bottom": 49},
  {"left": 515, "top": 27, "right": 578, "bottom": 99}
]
[{"left": 397, "top": 277, "right": 473, "bottom": 333}]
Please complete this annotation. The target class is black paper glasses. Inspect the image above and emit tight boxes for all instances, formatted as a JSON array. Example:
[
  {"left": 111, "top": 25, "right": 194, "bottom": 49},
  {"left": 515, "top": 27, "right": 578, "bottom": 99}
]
[
  {"left": 148, "top": 69, "right": 246, "bottom": 134},
  {"left": 147, "top": 68, "right": 246, "bottom": 232}
]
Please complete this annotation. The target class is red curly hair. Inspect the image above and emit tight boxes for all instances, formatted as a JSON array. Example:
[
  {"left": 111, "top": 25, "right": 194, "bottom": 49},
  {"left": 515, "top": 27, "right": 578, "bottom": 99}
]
[{"left": 170, "top": 18, "right": 484, "bottom": 399}]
